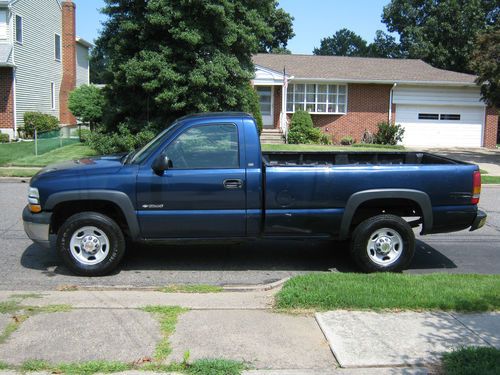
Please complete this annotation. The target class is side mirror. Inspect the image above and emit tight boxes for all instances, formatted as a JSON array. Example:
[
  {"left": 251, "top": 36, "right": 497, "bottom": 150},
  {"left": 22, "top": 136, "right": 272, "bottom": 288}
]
[{"left": 152, "top": 155, "right": 173, "bottom": 175}]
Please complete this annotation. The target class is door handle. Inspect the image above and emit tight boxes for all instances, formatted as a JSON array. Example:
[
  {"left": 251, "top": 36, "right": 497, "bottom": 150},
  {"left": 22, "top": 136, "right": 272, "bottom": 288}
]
[{"left": 223, "top": 179, "right": 243, "bottom": 189}]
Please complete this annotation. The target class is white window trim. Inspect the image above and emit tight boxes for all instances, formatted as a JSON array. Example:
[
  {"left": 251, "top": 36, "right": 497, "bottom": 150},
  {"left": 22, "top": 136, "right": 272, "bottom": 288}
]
[
  {"left": 286, "top": 82, "right": 348, "bottom": 115},
  {"left": 15, "top": 14, "right": 22, "bottom": 45},
  {"left": 50, "top": 82, "right": 55, "bottom": 110},
  {"left": 54, "top": 33, "right": 61, "bottom": 61}
]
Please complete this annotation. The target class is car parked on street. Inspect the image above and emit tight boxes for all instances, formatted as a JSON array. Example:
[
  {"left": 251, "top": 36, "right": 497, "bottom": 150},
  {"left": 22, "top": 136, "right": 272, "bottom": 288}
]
[{"left": 23, "top": 113, "right": 487, "bottom": 276}]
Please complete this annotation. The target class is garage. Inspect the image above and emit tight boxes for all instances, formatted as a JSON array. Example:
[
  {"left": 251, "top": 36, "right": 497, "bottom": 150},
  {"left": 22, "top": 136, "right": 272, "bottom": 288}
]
[{"left": 393, "top": 86, "right": 486, "bottom": 148}]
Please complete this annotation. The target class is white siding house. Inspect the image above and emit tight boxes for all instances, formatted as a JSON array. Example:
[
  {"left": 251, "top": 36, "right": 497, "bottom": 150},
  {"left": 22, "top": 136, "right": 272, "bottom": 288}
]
[{"left": 0, "top": 0, "right": 91, "bottom": 139}]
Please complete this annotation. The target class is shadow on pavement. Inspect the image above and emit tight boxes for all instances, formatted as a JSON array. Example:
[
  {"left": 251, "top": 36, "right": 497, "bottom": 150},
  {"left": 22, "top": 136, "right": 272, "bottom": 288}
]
[{"left": 20, "top": 237, "right": 457, "bottom": 279}]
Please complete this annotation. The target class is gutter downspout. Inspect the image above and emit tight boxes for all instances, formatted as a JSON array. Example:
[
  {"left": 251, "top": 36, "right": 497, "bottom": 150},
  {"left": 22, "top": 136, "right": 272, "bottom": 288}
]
[
  {"left": 388, "top": 83, "right": 397, "bottom": 124},
  {"left": 9, "top": 5, "right": 17, "bottom": 140}
]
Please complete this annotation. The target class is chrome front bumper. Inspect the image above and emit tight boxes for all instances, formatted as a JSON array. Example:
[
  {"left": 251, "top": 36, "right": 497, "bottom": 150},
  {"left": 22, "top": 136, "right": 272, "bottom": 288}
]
[{"left": 22, "top": 206, "right": 52, "bottom": 248}]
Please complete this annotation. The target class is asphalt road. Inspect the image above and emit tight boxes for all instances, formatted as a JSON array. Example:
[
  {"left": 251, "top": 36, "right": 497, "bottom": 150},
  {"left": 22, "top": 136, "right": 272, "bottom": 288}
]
[{"left": 0, "top": 182, "right": 499, "bottom": 290}]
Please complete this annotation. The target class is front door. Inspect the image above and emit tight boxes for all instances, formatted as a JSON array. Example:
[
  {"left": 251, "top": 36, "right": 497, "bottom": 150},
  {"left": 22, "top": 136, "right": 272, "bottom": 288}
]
[
  {"left": 136, "top": 123, "right": 247, "bottom": 238},
  {"left": 257, "top": 86, "right": 274, "bottom": 128}
]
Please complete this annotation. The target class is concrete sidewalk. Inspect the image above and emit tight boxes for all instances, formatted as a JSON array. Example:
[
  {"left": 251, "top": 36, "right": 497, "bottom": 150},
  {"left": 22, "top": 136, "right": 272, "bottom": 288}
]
[{"left": 0, "top": 290, "right": 498, "bottom": 374}]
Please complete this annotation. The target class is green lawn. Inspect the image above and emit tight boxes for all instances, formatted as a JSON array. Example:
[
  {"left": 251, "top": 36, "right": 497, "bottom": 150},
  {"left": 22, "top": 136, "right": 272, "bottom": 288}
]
[
  {"left": 0, "top": 142, "right": 97, "bottom": 167},
  {"left": 261, "top": 143, "right": 405, "bottom": 152},
  {"left": 275, "top": 273, "right": 500, "bottom": 312},
  {"left": 442, "top": 347, "right": 500, "bottom": 375},
  {"left": 483, "top": 176, "right": 500, "bottom": 184}
]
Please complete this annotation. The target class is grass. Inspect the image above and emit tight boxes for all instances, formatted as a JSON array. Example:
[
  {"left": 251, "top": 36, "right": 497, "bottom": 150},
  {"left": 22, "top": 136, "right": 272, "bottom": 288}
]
[
  {"left": 186, "top": 359, "right": 246, "bottom": 375},
  {"left": 275, "top": 273, "right": 500, "bottom": 312},
  {"left": 0, "top": 167, "right": 40, "bottom": 177},
  {"left": 20, "top": 360, "right": 131, "bottom": 375},
  {"left": 158, "top": 284, "right": 223, "bottom": 293},
  {"left": 442, "top": 347, "right": 500, "bottom": 375},
  {"left": 0, "top": 362, "right": 8, "bottom": 370},
  {"left": 8, "top": 293, "right": 43, "bottom": 300},
  {"left": 480, "top": 169, "right": 489, "bottom": 174},
  {"left": 142, "top": 305, "right": 188, "bottom": 360},
  {"left": 0, "top": 142, "right": 97, "bottom": 168},
  {"left": 483, "top": 176, "right": 500, "bottom": 184},
  {"left": 261, "top": 143, "right": 405, "bottom": 152}
]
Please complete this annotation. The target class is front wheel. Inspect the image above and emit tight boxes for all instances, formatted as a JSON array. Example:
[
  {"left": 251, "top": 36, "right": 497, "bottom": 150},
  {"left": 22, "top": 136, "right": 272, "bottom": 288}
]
[
  {"left": 350, "top": 214, "right": 415, "bottom": 273},
  {"left": 57, "top": 212, "right": 126, "bottom": 276}
]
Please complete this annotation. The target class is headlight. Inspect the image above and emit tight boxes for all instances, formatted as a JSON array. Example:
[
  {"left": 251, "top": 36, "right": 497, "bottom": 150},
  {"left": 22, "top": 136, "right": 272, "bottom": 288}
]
[{"left": 28, "top": 187, "right": 41, "bottom": 213}]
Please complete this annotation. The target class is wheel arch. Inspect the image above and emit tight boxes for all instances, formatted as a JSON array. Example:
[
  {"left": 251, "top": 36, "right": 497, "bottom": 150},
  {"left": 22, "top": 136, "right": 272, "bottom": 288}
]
[
  {"left": 45, "top": 190, "right": 141, "bottom": 239},
  {"left": 339, "top": 189, "right": 433, "bottom": 240}
]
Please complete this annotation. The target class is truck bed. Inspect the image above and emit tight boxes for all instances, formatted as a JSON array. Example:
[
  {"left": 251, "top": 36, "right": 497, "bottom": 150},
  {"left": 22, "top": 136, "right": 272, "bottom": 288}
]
[{"left": 262, "top": 151, "right": 463, "bottom": 167}]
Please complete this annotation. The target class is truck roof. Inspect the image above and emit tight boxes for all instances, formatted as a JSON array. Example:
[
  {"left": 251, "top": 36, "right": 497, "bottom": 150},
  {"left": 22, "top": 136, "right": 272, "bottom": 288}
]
[{"left": 177, "top": 112, "right": 254, "bottom": 122}]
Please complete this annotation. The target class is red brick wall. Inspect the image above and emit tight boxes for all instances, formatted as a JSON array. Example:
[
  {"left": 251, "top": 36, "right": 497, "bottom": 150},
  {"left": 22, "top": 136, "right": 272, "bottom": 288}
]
[
  {"left": 273, "top": 86, "right": 282, "bottom": 129},
  {"left": 484, "top": 107, "right": 498, "bottom": 148},
  {"left": 0, "top": 68, "right": 14, "bottom": 131},
  {"left": 59, "top": 0, "right": 77, "bottom": 125},
  {"left": 277, "top": 83, "right": 392, "bottom": 143}
]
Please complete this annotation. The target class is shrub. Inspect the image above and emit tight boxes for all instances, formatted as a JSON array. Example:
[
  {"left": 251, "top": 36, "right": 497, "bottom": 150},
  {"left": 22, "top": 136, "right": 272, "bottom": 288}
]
[
  {"left": 243, "top": 85, "right": 263, "bottom": 135},
  {"left": 23, "top": 112, "right": 60, "bottom": 138},
  {"left": 288, "top": 110, "right": 326, "bottom": 144},
  {"left": 340, "top": 136, "right": 354, "bottom": 145},
  {"left": 0, "top": 133, "right": 9, "bottom": 143},
  {"left": 374, "top": 122, "right": 405, "bottom": 145},
  {"left": 78, "top": 128, "right": 92, "bottom": 143},
  {"left": 86, "top": 124, "right": 156, "bottom": 154}
]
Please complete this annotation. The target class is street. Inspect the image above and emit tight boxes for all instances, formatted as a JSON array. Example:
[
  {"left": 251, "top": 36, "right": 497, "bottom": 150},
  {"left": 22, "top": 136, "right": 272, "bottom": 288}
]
[{"left": 0, "top": 182, "right": 499, "bottom": 290}]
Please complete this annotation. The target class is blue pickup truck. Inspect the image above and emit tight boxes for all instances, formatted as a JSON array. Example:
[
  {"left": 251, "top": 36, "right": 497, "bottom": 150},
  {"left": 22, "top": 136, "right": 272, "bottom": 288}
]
[{"left": 23, "top": 112, "right": 487, "bottom": 276}]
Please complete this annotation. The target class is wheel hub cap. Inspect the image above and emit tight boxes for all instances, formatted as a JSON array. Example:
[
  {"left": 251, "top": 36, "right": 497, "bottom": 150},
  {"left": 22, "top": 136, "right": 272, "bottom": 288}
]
[
  {"left": 375, "top": 236, "right": 392, "bottom": 254},
  {"left": 366, "top": 227, "right": 404, "bottom": 267},
  {"left": 81, "top": 235, "right": 100, "bottom": 254},
  {"left": 69, "top": 226, "right": 110, "bottom": 266}
]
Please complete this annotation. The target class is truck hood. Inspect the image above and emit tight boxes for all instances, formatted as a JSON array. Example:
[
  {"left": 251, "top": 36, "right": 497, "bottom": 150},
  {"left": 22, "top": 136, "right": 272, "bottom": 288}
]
[{"left": 31, "top": 154, "right": 125, "bottom": 183}]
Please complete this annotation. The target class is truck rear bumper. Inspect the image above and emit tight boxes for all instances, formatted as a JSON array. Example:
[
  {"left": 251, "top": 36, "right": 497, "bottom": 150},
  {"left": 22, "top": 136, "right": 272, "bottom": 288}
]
[
  {"left": 470, "top": 210, "right": 487, "bottom": 232},
  {"left": 22, "top": 206, "right": 52, "bottom": 249}
]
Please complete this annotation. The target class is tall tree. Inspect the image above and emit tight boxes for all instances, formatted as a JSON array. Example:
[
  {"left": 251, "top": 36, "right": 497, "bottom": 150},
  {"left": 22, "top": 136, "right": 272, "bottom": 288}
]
[
  {"left": 367, "top": 30, "right": 405, "bottom": 58},
  {"left": 470, "top": 27, "right": 500, "bottom": 108},
  {"left": 382, "top": 0, "right": 499, "bottom": 72},
  {"left": 259, "top": 7, "right": 295, "bottom": 53},
  {"left": 95, "top": 0, "right": 293, "bottom": 131},
  {"left": 313, "top": 28, "right": 368, "bottom": 56}
]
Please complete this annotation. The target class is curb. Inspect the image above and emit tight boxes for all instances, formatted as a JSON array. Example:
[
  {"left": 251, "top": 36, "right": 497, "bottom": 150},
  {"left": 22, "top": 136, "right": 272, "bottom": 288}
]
[
  {"left": 0, "top": 177, "right": 30, "bottom": 183},
  {"left": 55, "top": 277, "right": 291, "bottom": 293}
]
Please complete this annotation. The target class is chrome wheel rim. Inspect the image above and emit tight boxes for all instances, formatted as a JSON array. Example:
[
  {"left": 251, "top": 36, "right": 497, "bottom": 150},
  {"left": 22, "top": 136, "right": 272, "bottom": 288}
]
[
  {"left": 69, "top": 226, "right": 110, "bottom": 266},
  {"left": 366, "top": 227, "right": 403, "bottom": 266}
]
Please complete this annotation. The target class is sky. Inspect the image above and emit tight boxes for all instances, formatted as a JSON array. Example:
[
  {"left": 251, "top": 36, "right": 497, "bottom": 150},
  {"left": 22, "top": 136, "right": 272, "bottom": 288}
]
[{"left": 75, "top": 0, "right": 393, "bottom": 54}]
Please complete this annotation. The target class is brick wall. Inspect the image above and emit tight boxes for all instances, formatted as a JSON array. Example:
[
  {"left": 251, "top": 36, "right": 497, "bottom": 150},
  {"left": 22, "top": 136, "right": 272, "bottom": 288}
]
[
  {"left": 484, "top": 107, "right": 499, "bottom": 148},
  {"left": 59, "top": 0, "right": 77, "bottom": 125},
  {"left": 0, "top": 68, "right": 14, "bottom": 131},
  {"left": 273, "top": 86, "right": 282, "bottom": 129}
]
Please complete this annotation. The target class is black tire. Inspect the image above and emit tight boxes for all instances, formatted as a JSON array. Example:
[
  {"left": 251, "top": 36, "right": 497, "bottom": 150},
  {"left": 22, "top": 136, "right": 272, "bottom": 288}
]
[
  {"left": 56, "top": 212, "right": 126, "bottom": 276},
  {"left": 349, "top": 214, "right": 415, "bottom": 273}
]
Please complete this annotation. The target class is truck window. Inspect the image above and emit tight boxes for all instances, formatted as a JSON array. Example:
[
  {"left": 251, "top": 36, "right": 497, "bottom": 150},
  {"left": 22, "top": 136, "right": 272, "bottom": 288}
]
[{"left": 165, "top": 124, "right": 239, "bottom": 169}]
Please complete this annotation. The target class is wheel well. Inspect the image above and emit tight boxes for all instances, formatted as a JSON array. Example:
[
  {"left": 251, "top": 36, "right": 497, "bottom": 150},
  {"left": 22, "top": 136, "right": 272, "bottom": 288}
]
[
  {"left": 350, "top": 198, "right": 423, "bottom": 230},
  {"left": 50, "top": 200, "right": 130, "bottom": 237}
]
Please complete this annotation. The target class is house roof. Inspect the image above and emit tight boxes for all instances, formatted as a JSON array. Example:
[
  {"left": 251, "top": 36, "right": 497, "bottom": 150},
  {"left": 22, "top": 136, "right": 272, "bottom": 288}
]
[
  {"left": 252, "top": 54, "right": 478, "bottom": 86},
  {"left": 0, "top": 44, "right": 13, "bottom": 67},
  {"left": 76, "top": 36, "right": 93, "bottom": 49}
]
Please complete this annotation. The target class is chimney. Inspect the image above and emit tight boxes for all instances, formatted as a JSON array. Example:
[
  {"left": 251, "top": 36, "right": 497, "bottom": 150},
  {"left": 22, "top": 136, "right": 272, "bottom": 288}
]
[{"left": 59, "top": 0, "right": 77, "bottom": 125}]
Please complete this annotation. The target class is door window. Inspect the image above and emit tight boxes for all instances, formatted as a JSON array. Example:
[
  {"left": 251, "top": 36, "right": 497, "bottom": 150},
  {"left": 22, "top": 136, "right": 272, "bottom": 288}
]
[
  {"left": 256, "top": 86, "right": 272, "bottom": 115},
  {"left": 165, "top": 124, "right": 239, "bottom": 169}
]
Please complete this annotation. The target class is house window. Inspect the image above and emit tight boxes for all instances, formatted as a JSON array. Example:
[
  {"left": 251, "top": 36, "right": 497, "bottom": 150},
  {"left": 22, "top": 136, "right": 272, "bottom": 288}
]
[
  {"left": 15, "top": 15, "right": 22, "bottom": 44},
  {"left": 0, "top": 10, "right": 8, "bottom": 40},
  {"left": 418, "top": 113, "right": 439, "bottom": 120},
  {"left": 51, "top": 82, "right": 55, "bottom": 110},
  {"left": 440, "top": 114, "right": 461, "bottom": 121},
  {"left": 256, "top": 86, "right": 272, "bottom": 115},
  {"left": 55, "top": 34, "right": 61, "bottom": 61},
  {"left": 286, "top": 84, "right": 347, "bottom": 114}
]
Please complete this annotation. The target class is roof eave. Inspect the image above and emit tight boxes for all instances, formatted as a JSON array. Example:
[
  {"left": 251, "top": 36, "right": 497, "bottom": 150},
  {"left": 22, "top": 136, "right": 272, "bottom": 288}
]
[
  {"left": 288, "top": 77, "right": 478, "bottom": 87},
  {"left": 76, "top": 36, "right": 93, "bottom": 49}
]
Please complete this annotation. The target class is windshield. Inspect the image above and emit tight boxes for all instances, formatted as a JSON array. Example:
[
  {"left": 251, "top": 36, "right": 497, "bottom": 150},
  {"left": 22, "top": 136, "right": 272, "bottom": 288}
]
[{"left": 129, "top": 122, "right": 180, "bottom": 164}]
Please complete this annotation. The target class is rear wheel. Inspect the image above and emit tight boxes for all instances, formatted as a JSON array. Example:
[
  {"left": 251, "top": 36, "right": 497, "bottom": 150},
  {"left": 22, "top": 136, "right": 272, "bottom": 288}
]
[
  {"left": 350, "top": 214, "right": 415, "bottom": 272},
  {"left": 57, "top": 212, "right": 126, "bottom": 276}
]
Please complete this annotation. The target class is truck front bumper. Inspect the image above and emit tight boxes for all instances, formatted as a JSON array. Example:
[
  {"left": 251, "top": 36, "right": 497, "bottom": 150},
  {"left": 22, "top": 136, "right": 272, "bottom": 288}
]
[
  {"left": 22, "top": 206, "right": 52, "bottom": 248},
  {"left": 470, "top": 210, "right": 487, "bottom": 232}
]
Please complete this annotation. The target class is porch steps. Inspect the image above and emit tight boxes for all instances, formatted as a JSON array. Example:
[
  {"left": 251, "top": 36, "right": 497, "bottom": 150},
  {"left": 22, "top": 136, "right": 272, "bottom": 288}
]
[{"left": 260, "top": 128, "right": 285, "bottom": 144}]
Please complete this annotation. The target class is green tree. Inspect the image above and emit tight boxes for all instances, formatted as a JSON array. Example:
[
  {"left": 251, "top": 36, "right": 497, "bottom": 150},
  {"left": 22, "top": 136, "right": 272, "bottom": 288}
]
[
  {"left": 367, "top": 30, "right": 405, "bottom": 58},
  {"left": 382, "top": 0, "right": 499, "bottom": 72},
  {"left": 313, "top": 28, "right": 368, "bottom": 56},
  {"left": 470, "top": 28, "right": 500, "bottom": 108},
  {"left": 259, "top": 7, "right": 295, "bottom": 53},
  {"left": 68, "top": 85, "right": 106, "bottom": 130},
  {"left": 95, "top": 0, "right": 293, "bottom": 132}
]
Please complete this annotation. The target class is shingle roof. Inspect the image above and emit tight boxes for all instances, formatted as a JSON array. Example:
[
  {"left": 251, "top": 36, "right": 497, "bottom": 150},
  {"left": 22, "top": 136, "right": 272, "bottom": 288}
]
[
  {"left": 253, "top": 54, "right": 478, "bottom": 85},
  {"left": 0, "top": 44, "right": 13, "bottom": 66}
]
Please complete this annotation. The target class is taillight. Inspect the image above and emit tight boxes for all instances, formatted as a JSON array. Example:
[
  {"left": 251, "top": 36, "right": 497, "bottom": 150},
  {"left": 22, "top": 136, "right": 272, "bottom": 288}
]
[{"left": 472, "top": 170, "right": 481, "bottom": 204}]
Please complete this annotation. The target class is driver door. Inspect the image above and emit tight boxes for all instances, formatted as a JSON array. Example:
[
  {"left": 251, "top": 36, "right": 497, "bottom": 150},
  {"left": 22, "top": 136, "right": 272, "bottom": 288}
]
[{"left": 136, "top": 123, "right": 247, "bottom": 238}]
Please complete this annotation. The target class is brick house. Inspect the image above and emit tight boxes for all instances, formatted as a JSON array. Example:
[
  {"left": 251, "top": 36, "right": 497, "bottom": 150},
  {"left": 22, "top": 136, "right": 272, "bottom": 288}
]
[
  {"left": 0, "top": 0, "right": 91, "bottom": 140},
  {"left": 253, "top": 54, "right": 498, "bottom": 148}
]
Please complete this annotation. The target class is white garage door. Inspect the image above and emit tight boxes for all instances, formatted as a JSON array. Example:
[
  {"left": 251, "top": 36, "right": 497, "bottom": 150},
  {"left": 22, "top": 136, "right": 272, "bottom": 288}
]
[{"left": 396, "top": 105, "right": 484, "bottom": 147}]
